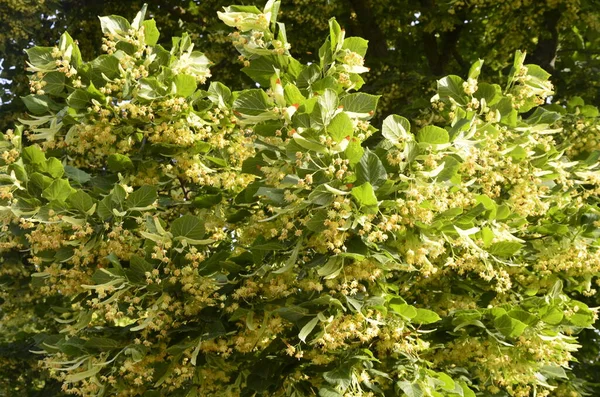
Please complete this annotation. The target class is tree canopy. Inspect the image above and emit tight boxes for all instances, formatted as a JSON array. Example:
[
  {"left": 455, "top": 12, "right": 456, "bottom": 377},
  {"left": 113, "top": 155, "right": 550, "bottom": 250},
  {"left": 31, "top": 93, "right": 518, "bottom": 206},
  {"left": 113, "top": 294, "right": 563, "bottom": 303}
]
[
  {"left": 1, "top": 1, "right": 600, "bottom": 397},
  {"left": 1, "top": 0, "right": 599, "bottom": 129}
]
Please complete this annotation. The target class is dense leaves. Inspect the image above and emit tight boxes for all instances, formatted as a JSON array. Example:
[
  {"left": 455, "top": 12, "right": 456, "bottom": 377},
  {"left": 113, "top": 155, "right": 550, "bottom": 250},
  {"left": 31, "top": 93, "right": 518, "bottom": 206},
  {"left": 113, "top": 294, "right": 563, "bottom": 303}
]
[{"left": 1, "top": 2, "right": 600, "bottom": 397}]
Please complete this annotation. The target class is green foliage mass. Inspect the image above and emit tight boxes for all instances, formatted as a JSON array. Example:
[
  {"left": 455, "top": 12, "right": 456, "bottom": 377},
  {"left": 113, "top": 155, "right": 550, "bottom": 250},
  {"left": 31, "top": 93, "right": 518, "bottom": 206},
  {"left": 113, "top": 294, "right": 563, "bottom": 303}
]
[{"left": 1, "top": 1, "right": 600, "bottom": 397}]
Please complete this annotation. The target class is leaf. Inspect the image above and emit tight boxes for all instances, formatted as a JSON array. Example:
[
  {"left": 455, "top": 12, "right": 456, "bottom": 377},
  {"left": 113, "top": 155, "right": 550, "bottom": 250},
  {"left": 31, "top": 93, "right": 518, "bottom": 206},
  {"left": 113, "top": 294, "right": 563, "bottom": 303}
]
[
  {"left": 488, "top": 241, "right": 523, "bottom": 257},
  {"left": 327, "top": 112, "right": 353, "bottom": 143},
  {"left": 356, "top": 149, "right": 387, "bottom": 188},
  {"left": 171, "top": 214, "right": 205, "bottom": 241},
  {"left": 390, "top": 303, "right": 417, "bottom": 319},
  {"left": 340, "top": 93, "right": 379, "bottom": 118},
  {"left": 234, "top": 89, "right": 272, "bottom": 116},
  {"left": 494, "top": 313, "right": 527, "bottom": 338},
  {"left": 90, "top": 54, "right": 119, "bottom": 80},
  {"left": 397, "top": 381, "right": 424, "bottom": 397},
  {"left": 99, "top": 15, "right": 131, "bottom": 36},
  {"left": 173, "top": 74, "right": 197, "bottom": 97},
  {"left": 142, "top": 19, "right": 160, "bottom": 45},
  {"left": 25, "top": 46, "right": 55, "bottom": 70},
  {"left": 192, "top": 193, "right": 222, "bottom": 208},
  {"left": 97, "top": 196, "right": 114, "bottom": 220},
  {"left": 45, "top": 158, "right": 64, "bottom": 178},
  {"left": 351, "top": 183, "right": 378, "bottom": 207},
  {"left": 126, "top": 186, "right": 157, "bottom": 208},
  {"left": 539, "top": 365, "right": 568, "bottom": 380},
  {"left": 83, "top": 337, "right": 119, "bottom": 351},
  {"left": 64, "top": 166, "right": 91, "bottom": 185},
  {"left": 412, "top": 309, "right": 441, "bottom": 324},
  {"left": 42, "top": 72, "right": 66, "bottom": 95},
  {"left": 298, "top": 316, "right": 319, "bottom": 342},
  {"left": 208, "top": 82, "right": 232, "bottom": 108},
  {"left": 318, "top": 257, "right": 343, "bottom": 279},
  {"left": 319, "top": 386, "right": 343, "bottom": 397},
  {"left": 345, "top": 138, "right": 364, "bottom": 166},
  {"left": 42, "top": 179, "right": 75, "bottom": 202},
  {"left": 67, "top": 89, "right": 90, "bottom": 109},
  {"left": 437, "top": 75, "right": 467, "bottom": 105},
  {"left": 343, "top": 37, "right": 368, "bottom": 57},
  {"left": 21, "top": 95, "right": 53, "bottom": 115},
  {"left": 382, "top": 114, "right": 411, "bottom": 145},
  {"left": 68, "top": 191, "right": 95, "bottom": 213},
  {"left": 468, "top": 59, "right": 483, "bottom": 80},
  {"left": 323, "top": 364, "right": 352, "bottom": 389},
  {"left": 540, "top": 306, "right": 563, "bottom": 325},
  {"left": 417, "top": 125, "right": 449, "bottom": 144},
  {"left": 22, "top": 145, "right": 46, "bottom": 165},
  {"left": 306, "top": 209, "right": 328, "bottom": 232},
  {"left": 284, "top": 83, "right": 305, "bottom": 106},
  {"left": 107, "top": 154, "right": 134, "bottom": 172},
  {"left": 65, "top": 365, "right": 101, "bottom": 383}
]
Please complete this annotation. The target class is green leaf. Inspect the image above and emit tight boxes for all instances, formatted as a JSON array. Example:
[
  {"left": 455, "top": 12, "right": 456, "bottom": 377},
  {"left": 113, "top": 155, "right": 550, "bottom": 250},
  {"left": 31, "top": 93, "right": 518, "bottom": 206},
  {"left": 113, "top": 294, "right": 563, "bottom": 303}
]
[
  {"left": 64, "top": 166, "right": 91, "bottom": 184},
  {"left": 22, "top": 145, "right": 46, "bottom": 165},
  {"left": 345, "top": 138, "right": 364, "bottom": 166},
  {"left": 412, "top": 309, "right": 441, "bottom": 324},
  {"left": 42, "top": 179, "right": 75, "bottom": 202},
  {"left": 342, "top": 37, "right": 368, "bottom": 57},
  {"left": 83, "top": 337, "right": 119, "bottom": 351},
  {"left": 25, "top": 46, "right": 55, "bottom": 70},
  {"left": 171, "top": 214, "right": 205, "bottom": 241},
  {"left": 382, "top": 114, "right": 411, "bottom": 145},
  {"left": 340, "top": 93, "right": 379, "bottom": 118},
  {"left": 351, "top": 183, "right": 378, "bottom": 207},
  {"left": 437, "top": 75, "right": 467, "bottom": 106},
  {"left": 173, "top": 74, "right": 197, "bottom": 97},
  {"left": 299, "top": 316, "right": 319, "bottom": 342},
  {"left": 68, "top": 191, "right": 95, "bottom": 213},
  {"left": 192, "top": 193, "right": 222, "bottom": 208},
  {"left": 540, "top": 306, "right": 563, "bottom": 325},
  {"left": 126, "top": 186, "right": 157, "bottom": 208},
  {"left": 21, "top": 95, "right": 52, "bottom": 115},
  {"left": 488, "top": 241, "right": 523, "bottom": 257},
  {"left": 45, "top": 158, "right": 64, "bottom": 178},
  {"left": 494, "top": 313, "right": 528, "bottom": 338},
  {"left": 97, "top": 196, "right": 114, "bottom": 220},
  {"left": 90, "top": 54, "right": 120, "bottom": 80},
  {"left": 284, "top": 83, "right": 305, "bottom": 106},
  {"left": 67, "top": 89, "right": 90, "bottom": 109},
  {"left": 233, "top": 89, "right": 272, "bottom": 116},
  {"left": 99, "top": 15, "right": 131, "bottom": 36},
  {"left": 417, "top": 125, "right": 449, "bottom": 144},
  {"left": 317, "top": 257, "right": 343, "bottom": 279},
  {"left": 356, "top": 149, "right": 387, "bottom": 188},
  {"left": 319, "top": 387, "right": 343, "bottom": 397},
  {"left": 390, "top": 303, "right": 417, "bottom": 319},
  {"left": 539, "top": 365, "right": 568, "bottom": 380},
  {"left": 323, "top": 364, "right": 352, "bottom": 389},
  {"left": 137, "top": 77, "right": 167, "bottom": 100},
  {"left": 42, "top": 72, "right": 66, "bottom": 95},
  {"left": 468, "top": 59, "right": 483, "bottom": 80},
  {"left": 107, "top": 154, "right": 134, "bottom": 172},
  {"left": 142, "top": 19, "right": 160, "bottom": 45},
  {"left": 327, "top": 112, "right": 353, "bottom": 143},
  {"left": 306, "top": 209, "right": 328, "bottom": 232},
  {"left": 397, "top": 381, "right": 424, "bottom": 397},
  {"left": 208, "top": 82, "right": 232, "bottom": 108}
]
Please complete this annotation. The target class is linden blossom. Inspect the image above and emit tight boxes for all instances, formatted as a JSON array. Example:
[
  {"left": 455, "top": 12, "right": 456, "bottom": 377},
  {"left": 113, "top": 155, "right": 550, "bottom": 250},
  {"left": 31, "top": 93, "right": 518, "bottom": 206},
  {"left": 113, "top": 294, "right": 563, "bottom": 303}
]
[{"left": 2, "top": 1, "right": 600, "bottom": 396}]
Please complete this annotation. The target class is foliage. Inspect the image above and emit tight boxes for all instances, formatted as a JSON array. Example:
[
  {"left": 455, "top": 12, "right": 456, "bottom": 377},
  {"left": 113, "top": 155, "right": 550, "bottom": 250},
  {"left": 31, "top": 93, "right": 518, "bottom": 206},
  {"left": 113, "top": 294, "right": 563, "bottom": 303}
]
[
  {"left": 2, "top": 0, "right": 600, "bottom": 130},
  {"left": 1, "top": 2, "right": 600, "bottom": 397}
]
